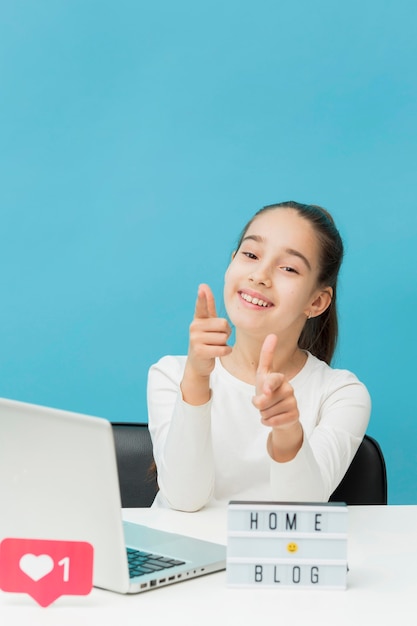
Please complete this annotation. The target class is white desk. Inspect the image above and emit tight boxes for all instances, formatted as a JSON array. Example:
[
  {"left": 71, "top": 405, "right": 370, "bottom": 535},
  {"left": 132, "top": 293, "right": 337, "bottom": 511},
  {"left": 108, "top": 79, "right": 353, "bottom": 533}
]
[{"left": 1, "top": 505, "right": 416, "bottom": 625}]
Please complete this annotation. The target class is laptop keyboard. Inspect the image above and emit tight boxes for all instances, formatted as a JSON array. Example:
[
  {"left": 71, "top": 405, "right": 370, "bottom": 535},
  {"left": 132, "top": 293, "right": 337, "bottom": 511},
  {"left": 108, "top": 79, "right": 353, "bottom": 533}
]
[{"left": 127, "top": 547, "right": 186, "bottom": 579}]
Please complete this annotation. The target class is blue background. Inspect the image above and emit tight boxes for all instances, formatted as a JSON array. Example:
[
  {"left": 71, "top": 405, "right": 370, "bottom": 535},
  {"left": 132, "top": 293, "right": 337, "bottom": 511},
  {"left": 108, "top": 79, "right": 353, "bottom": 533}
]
[{"left": 1, "top": 1, "right": 416, "bottom": 503}]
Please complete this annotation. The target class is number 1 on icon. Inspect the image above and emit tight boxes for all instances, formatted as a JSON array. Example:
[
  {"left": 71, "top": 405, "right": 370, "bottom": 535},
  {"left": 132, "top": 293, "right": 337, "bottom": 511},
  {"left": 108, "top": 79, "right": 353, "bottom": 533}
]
[{"left": 58, "top": 556, "right": 70, "bottom": 582}]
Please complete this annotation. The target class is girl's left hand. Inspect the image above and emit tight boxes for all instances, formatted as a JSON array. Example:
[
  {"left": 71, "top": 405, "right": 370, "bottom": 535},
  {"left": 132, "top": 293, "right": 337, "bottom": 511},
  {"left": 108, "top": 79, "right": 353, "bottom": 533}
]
[{"left": 252, "top": 334, "right": 300, "bottom": 429}]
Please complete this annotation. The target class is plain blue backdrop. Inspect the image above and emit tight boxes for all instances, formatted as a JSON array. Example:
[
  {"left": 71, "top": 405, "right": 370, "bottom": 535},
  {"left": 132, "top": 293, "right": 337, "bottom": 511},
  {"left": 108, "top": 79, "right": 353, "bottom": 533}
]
[{"left": 1, "top": 1, "right": 416, "bottom": 503}]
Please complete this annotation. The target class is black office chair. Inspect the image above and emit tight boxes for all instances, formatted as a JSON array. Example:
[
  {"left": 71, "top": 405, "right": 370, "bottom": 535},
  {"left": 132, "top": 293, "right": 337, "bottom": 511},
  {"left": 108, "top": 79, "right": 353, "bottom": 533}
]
[
  {"left": 329, "top": 435, "right": 388, "bottom": 505},
  {"left": 112, "top": 424, "right": 387, "bottom": 507},
  {"left": 111, "top": 422, "right": 158, "bottom": 508}
]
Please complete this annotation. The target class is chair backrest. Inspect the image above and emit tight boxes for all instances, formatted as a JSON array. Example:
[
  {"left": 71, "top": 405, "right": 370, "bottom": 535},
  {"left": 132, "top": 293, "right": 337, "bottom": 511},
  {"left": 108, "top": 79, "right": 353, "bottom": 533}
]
[
  {"left": 112, "top": 424, "right": 387, "bottom": 507},
  {"left": 111, "top": 422, "right": 158, "bottom": 508},
  {"left": 329, "top": 435, "right": 388, "bottom": 505}
]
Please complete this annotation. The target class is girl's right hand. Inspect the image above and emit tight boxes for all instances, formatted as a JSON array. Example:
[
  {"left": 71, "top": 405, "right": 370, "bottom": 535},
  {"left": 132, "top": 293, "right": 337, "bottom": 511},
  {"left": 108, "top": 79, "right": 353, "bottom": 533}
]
[{"left": 181, "top": 284, "right": 232, "bottom": 405}]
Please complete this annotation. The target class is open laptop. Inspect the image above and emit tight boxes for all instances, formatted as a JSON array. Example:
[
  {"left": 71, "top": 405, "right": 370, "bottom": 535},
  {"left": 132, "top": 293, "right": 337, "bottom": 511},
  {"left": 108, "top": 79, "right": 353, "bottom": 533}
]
[{"left": 0, "top": 397, "right": 226, "bottom": 594}]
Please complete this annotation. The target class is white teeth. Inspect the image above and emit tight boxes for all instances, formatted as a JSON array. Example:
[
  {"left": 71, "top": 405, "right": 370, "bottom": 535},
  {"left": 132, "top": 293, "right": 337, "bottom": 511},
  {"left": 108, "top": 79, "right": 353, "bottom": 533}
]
[{"left": 241, "top": 293, "right": 269, "bottom": 307}]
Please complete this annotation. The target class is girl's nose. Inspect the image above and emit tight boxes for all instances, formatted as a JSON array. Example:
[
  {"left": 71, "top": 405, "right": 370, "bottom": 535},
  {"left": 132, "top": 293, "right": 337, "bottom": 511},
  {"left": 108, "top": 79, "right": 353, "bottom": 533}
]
[{"left": 248, "top": 270, "right": 272, "bottom": 288}]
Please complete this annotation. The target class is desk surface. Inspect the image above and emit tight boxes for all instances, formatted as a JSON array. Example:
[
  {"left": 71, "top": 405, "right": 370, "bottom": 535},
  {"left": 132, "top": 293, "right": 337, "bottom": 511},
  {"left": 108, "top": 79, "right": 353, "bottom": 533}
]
[{"left": 1, "top": 504, "right": 416, "bottom": 625}]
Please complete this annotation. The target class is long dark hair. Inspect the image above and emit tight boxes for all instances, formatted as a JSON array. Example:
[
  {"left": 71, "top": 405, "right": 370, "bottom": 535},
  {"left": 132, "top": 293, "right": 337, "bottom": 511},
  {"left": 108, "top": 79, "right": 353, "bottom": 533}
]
[{"left": 236, "top": 201, "right": 344, "bottom": 365}]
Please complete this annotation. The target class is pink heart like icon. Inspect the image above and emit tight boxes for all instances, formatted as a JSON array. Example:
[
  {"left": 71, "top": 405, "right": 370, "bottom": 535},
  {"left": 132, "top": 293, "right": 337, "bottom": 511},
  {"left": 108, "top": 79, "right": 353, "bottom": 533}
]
[{"left": 19, "top": 554, "right": 55, "bottom": 581}]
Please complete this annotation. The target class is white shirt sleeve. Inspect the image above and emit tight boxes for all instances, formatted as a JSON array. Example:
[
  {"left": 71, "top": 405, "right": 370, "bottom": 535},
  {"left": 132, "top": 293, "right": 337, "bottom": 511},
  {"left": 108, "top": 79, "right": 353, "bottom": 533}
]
[
  {"left": 270, "top": 372, "right": 371, "bottom": 501},
  {"left": 147, "top": 356, "right": 215, "bottom": 511}
]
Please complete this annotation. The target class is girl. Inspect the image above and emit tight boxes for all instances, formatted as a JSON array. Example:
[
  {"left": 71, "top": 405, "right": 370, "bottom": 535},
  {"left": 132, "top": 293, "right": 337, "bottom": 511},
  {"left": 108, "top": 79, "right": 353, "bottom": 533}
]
[{"left": 147, "top": 201, "right": 371, "bottom": 510}]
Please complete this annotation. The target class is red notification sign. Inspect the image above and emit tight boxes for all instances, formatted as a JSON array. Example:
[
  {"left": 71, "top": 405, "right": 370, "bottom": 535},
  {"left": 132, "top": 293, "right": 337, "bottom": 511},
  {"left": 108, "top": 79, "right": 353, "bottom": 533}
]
[{"left": 0, "top": 538, "right": 93, "bottom": 607}]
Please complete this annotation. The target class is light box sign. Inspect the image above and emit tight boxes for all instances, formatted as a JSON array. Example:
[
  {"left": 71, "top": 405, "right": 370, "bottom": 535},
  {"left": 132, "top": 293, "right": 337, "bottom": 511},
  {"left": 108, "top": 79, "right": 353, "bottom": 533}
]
[{"left": 227, "top": 501, "right": 348, "bottom": 590}]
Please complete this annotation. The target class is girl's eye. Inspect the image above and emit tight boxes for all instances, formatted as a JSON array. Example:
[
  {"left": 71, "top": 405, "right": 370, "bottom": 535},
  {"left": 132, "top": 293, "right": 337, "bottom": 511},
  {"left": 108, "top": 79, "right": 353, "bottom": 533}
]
[
  {"left": 241, "top": 251, "right": 258, "bottom": 260},
  {"left": 281, "top": 266, "right": 298, "bottom": 274}
]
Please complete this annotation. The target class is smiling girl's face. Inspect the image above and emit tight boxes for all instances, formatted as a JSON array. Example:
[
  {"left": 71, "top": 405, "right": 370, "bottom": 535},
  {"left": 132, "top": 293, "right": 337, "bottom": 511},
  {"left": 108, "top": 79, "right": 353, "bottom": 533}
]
[{"left": 223, "top": 208, "right": 332, "bottom": 342}]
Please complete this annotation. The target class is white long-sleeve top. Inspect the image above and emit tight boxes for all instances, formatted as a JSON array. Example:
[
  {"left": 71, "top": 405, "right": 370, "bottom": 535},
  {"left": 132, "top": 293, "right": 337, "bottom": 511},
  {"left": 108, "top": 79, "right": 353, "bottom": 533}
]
[{"left": 147, "top": 352, "right": 371, "bottom": 511}]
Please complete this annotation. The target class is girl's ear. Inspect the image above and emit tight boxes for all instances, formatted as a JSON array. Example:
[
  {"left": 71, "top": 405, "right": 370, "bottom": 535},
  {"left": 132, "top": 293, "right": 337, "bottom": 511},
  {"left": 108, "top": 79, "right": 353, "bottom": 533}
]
[{"left": 307, "top": 287, "right": 333, "bottom": 319}]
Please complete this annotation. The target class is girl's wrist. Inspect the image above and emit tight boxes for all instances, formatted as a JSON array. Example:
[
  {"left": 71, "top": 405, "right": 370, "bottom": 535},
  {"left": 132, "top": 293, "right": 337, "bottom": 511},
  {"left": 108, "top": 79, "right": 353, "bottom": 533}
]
[
  {"left": 267, "top": 422, "right": 303, "bottom": 463},
  {"left": 181, "top": 368, "right": 211, "bottom": 406}
]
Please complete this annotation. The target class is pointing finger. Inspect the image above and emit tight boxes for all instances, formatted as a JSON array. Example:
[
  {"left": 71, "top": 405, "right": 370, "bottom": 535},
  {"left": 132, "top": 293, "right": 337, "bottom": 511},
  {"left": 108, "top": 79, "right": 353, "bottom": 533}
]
[
  {"left": 257, "top": 334, "right": 278, "bottom": 376},
  {"left": 194, "top": 284, "right": 218, "bottom": 319}
]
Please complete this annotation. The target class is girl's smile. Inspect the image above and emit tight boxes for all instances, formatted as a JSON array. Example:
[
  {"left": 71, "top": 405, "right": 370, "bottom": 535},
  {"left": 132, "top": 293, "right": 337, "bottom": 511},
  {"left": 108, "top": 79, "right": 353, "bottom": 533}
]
[{"left": 238, "top": 288, "right": 274, "bottom": 308}]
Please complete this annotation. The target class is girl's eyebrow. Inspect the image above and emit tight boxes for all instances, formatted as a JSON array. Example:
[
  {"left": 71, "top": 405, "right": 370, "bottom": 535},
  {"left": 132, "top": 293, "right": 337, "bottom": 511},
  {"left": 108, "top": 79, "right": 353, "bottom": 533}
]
[
  {"left": 241, "top": 235, "right": 312, "bottom": 271},
  {"left": 285, "top": 248, "right": 312, "bottom": 271},
  {"left": 241, "top": 234, "right": 262, "bottom": 244}
]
